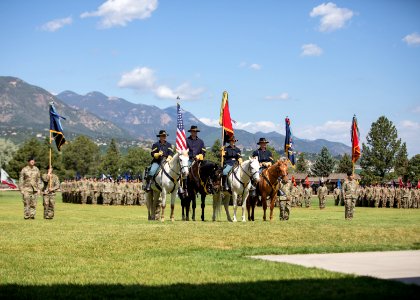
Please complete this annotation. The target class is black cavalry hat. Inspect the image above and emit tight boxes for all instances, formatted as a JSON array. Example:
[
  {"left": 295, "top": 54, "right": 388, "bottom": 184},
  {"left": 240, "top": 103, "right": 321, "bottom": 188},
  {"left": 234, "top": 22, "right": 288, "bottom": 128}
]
[
  {"left": 257, "top": 137, "right": 269, "bottom": 145},
  {"left": 156, "top": 130, "right": 169, "bottom": 137},
  {"left": 27, "top": 155, "right": 36, "bottom": 161},
  {"left": 228, "top": 135, "right": 238, "bottom": 142},
  {"left": 188, "top": 125, "right": 200, "bottom": 132}
]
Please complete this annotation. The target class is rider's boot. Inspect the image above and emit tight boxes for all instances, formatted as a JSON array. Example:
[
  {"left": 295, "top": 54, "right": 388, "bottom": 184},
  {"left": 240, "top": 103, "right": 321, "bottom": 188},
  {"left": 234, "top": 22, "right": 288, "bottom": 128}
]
[
  {"left": 249, "top": 185, "right": 256, "bottom": 197},
  {"left": 222, "top": 175, "right": 229, "bottom": 192},
  {"left": 145, "top": 175, "right": 152, "bottom": 192}
]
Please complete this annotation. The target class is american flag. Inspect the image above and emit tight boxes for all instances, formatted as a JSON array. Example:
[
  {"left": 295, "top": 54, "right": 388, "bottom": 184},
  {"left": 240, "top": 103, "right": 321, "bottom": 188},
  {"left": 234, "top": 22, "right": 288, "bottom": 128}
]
[{"left": 176, "top": 103, "right": 187, "bottom": 151}]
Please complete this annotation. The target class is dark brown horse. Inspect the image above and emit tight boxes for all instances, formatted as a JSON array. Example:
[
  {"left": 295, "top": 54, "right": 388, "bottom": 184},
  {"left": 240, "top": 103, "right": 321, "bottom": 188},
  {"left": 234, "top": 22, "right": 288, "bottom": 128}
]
[
  {"left": 181, "top": 160, "right": 222, "bottom": 221},
  {"left": 246, "top": 158, "right": 288, "bottom": 221}
]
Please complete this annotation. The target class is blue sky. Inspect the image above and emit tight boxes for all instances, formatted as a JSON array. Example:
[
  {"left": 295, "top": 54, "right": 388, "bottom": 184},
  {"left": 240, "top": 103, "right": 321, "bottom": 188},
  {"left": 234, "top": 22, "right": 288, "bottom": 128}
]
[{"left": 1, "top": 0, "right": 420, "bottom": 155}]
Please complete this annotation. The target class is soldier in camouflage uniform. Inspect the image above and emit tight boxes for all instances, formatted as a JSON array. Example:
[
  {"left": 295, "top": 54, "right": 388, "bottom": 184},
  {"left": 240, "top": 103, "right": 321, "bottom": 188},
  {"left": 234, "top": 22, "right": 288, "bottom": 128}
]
[
  {"left": 80, "top": 178, "right": 88, "bottom": 204},
  {"left": 395, "top": 186, "right": 402, "bottom": 208},
  {"left": 342, "top": 171, "right": 357, "bottom": 220},
  {"left": 41, "top": 168, "right": 60, "bottom": 219},
  {"left": 19, "top": 156, "right": 42, "bottom": 219},
  {"left": 389, "top": 185, "right": 396, "bottom": 208},
  {"left": 290, "top": 182, "right": 298, "bottom": 207},
  {"left": 373, "top": 183, "right": 381, "bottom": 208},
  {"left": 296, "top": 181, "right": 304, "bottom": 207},
  {"left": 303, "top": 183, "right": 312, "bottom": 208},
  {"left": 401, "top": 185, "right": 410, "bottom": 208},
  {"left": 317, "top": 180, "right": 328, "bottom": 209},
  {"left": 279, "top": 178, "right": 292, "bottom": 220},
  {"left": 333, "top": 185, "right": 340, "bottom": 206}
]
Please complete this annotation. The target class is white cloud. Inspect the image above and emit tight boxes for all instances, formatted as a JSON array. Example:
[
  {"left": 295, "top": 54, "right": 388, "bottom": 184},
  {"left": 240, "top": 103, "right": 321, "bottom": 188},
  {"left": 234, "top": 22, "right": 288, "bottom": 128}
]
[
  {"left": 199, "top": 118, "right": 220, "bottom": 127},
  {"left": 295, "top": 120, "right": 351, "bottom": 144},
  {"left": 118, "top": 67, "right": 156, "bottom": 90},
  {"left": 301, "top": 44, "right": 323, "bottom": 56},
  {"left": 40, "top": 16, "right": 72, "bottom": 32},
  {"left": 398, "top": 120, "right": 420, "bottom": 156},
  {"left": 265, "top": 93, "right": 290, "bottom": 101},
  {"left": 239, "top": 62, "right": 262, "bottom": 70},
  {"left": 118, "top": 66, "right": 205, "bottom": 100},
  {"left": 310, "top": 2, "right": 354, "bottom": 32},
  {"left": 402, "top": 33, "right": 420, "bottom": 46},
  {"left": 81, "top": 0, "right": 158, "bottom": 28},
  {"left": 249, "top": 63, "right": 262, "bottom": 70},
  {"left": 400, "top": 120, "right": 420, "bottom": 130}
]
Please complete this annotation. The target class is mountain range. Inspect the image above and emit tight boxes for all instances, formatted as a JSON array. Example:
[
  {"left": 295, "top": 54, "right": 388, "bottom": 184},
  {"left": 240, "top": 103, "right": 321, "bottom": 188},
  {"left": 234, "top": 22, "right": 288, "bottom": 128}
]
[{"left": 0, "top": 76, "right": 351, "bottom": 155}]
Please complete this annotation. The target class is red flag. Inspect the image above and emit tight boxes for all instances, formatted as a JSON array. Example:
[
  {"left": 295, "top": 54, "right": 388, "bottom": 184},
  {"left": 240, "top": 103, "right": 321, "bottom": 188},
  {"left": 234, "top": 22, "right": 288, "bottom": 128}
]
[
  {"left": 417, "top": 180, "right": 420, "bottom": 189},
  {"left": 219, "top": 91, "right": 234, "bottom": 144},
  {"left": 399, "top": 178, "right": 404, "bottom": 188},
  {"left": 351, "top": 115, "right": 361, "bottom": 163},
  {"left": 305, "top": 175, "right": 310, "bottom": 187}
]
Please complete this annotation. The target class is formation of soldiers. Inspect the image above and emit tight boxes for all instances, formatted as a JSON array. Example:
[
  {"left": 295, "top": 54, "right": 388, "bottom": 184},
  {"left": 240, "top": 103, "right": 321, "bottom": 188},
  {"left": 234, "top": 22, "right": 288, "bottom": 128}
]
[
  {"left": 61, "top": 178, "right": 146, "bottom": 206},
  {"left": 333, "top": 184, "right": 419, "bottom": 209}
]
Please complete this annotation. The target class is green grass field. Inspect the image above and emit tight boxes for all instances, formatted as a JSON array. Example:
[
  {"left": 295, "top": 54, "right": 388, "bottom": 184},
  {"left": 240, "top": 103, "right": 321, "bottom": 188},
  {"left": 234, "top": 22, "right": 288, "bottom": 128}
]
[{"left": 1, "top": 191, "right": 419, "bottom": 299}]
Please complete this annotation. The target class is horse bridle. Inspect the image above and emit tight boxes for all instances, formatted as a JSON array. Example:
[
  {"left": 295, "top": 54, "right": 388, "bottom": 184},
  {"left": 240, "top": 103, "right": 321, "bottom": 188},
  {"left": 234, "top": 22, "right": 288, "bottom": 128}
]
[
  {"left": 236, "top": 160, "right": 259, "bottom": 186},
  {"left": 162, "top": 155, "right": 188, "bottom": 182}
]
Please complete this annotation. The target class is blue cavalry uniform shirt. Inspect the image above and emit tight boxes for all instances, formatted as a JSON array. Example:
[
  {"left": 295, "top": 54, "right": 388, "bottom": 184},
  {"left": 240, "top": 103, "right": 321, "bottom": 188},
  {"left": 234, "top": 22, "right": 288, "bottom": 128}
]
[
  {"left": 223, "top": 145, "right": 242, "bottom": 166},
  {"left": 252, "top": 149, "right": 274, "bottom": 164},
  {"left": 151, "top": 141, "right": 174, "bottom": 164},
  {"left": 186, "top": 136, "right": 206, "bottom": 161}
]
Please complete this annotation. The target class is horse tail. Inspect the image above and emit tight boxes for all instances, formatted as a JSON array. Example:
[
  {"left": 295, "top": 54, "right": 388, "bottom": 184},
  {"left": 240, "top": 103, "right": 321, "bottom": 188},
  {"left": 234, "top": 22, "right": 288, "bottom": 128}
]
[{"left": 213, "top": 193, "right": 222, "bottom": 220}]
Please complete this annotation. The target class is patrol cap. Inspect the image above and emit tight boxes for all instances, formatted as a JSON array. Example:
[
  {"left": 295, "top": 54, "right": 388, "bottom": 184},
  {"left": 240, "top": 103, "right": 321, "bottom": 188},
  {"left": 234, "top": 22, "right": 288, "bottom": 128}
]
[
  {"left": 156, "top": 130, "right": 169, "bottom": 137},
  {"left": 257, "top": 137, "right": 269, "bottom": 145},
  {"left": 188, "top": 125, "right": 200, "bottom": 132},
  {"left": 346, "top": 171, "right": 353, "bottom": 176}
]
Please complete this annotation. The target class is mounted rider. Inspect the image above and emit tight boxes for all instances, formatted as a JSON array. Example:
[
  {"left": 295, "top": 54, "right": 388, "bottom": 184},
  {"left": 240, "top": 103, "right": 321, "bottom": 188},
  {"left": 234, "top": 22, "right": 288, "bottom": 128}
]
[
  {"left": 222, "top": 136, "right": 242, "bottom": 192},
  {"left": 186, "top": 125, "right": 206, "bottom": 165},
  {"left": 145, "top": 130, "right": 174, "bottom": 192},
  {"left": 249, "top": 137, "right": 274, "bottom": 196}
]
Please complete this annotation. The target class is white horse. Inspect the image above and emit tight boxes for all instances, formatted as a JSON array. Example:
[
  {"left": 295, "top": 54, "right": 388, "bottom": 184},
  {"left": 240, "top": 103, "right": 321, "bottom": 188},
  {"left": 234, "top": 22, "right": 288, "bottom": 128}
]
[
  {"left": 213, "top": 157, "right": 260, "bottom": 222},
  {"left": 146, "top": 150, "right": 189, "bottom": 222}
]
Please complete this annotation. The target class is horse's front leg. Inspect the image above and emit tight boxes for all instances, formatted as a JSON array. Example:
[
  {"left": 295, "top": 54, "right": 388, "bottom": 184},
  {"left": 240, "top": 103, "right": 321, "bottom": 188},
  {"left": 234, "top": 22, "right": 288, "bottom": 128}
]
[
  {"left": 160, "top": 190, "right": 167, "bottom": 222},
  {"left": 146, "top": 192, "right": 152, "bottom": 220},
  {"left": 201, "top": 194, "right": 206, "bottom": 221},
  {"left": 262, "top": 192, "right": 268, "bottom": 221},
  {"left": 232, "top": 192, "right": 238, "bottom": 222},
  {"left": 246, "top": 195, "right": 252, "bottom": 221},
  {"left": 223, "top": 193, "right": 233, "bottom": 222},
  {"left": 251, "top": 195, "right": 256, "bottom": 221},
  {"left": 192, "top": 192, "right": 197, "bottom": 221},
  {"left": 269, "top": 195, "right": 276, "bottom": 221},
  {"left": 170, "top": 188, "right": 177, "bottom": 222},
  {"left": 241, "top": 189, "right": 249, "bottom": 222}
]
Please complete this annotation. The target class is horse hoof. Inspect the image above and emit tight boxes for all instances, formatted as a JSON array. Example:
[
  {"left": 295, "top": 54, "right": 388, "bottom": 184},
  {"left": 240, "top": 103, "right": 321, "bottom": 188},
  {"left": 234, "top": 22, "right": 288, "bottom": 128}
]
[
  {"left": 182, "top": 216, "right": 185, "bottom": 221},
  {"left": 171, "top": 217, "right": 175, "bottom": 222},
  {"left": 233, "top": 219, "right": 237, "bottom": 222},
  {"left": 186, "top": 217, "right": 189, "bottom": 221},
  {"left": 161, "top": 217, "right": 165, "bottom": 222}
]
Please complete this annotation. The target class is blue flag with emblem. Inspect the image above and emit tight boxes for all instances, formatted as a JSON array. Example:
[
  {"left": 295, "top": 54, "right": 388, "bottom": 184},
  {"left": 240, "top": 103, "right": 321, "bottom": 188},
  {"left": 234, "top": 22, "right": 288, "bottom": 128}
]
[
  {"left": 337, "top": 179, "right": 342, "bottom": 189},
  {"left": 284, "top": 117, "right": 295, "bottom": 166},
  {"left": 49, "top": 102, "right": 66, "bottom": 151}
]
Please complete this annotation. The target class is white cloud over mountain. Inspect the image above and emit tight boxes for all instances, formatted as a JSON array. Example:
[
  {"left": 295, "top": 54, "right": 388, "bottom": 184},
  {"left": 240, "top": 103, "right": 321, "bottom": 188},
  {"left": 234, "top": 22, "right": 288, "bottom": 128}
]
[{"left": 118, "top": 66, "right": 204, "bottom": 100}]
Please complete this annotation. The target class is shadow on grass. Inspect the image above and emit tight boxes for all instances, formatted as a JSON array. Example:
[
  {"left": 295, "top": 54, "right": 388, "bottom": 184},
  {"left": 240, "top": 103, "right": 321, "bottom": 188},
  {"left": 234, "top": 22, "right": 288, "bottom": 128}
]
[{"left": 1, "top": 278, "right": 419, "bottom": 300}]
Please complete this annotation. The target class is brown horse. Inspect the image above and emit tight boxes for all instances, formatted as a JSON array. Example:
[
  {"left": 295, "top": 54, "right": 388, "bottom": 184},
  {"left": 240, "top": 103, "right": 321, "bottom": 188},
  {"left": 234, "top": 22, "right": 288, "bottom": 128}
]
[{"left": 246, "top": 158, "right": 288, "bottom": 221}]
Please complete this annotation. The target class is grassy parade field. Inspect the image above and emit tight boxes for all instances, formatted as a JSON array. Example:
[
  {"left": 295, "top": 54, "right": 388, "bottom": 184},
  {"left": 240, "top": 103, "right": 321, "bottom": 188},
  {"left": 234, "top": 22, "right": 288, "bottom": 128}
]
[{"left": 1, "top": 190, "right": 419, "bottom": 299}]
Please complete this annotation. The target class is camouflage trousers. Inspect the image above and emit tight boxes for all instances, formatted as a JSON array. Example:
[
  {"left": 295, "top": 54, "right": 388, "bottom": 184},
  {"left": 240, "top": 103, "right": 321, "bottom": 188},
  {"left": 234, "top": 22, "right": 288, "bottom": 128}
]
[
  {"left": 401, "top": 198, "right": 408, "bottom": 208},
  {"left": 304, "top": 197, "right": 311, "bottom": 208},
  {"left": 334, "top": 196, "right": 339, "bottom": 206},
  {"left": 319, "top": 196, "right": 326, "bottom": 209},
  {"left": 43, "top": 194, "right": 55, "bottom": 219},
  {"left": 81, "top": 192, "right": 88, "bottom": 204},
  {"left": 344, "top": 198, "right": 355, "bottom": 220},
  {"left": 22, "top": 191, "right": 38, "bottom": 219},
  {"left": 102, "top": 192, "right": 111, "bottom": 205},
  {"left": 279, "top": 200, "right": 291, "bottom": 221}
]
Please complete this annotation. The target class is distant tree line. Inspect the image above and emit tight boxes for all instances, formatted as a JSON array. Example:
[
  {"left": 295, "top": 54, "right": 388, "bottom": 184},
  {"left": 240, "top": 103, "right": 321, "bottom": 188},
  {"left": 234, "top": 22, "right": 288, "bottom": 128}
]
[{"left": 1, "top": 116, "right": 419, "bottom": 184}]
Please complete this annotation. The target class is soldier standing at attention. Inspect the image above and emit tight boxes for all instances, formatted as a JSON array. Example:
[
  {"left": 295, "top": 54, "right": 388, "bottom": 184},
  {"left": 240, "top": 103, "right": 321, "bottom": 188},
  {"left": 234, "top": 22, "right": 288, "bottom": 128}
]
[
  {"left": 333, "top": 184, "right": 341, "bottom": 206},
  {"left": 278, "top": 177, "right": 293, "bottom": 220},
  {"left": 317, "top": 179, "right": 328, "bottom": 209},
  {"left": 186, "top": 125, "right": 206, "bottom": 165},
  {"left": 41, "top": 168, "right": 60, "bottom": 219},
  {"left": 145, "top": 130, "right": 174, "bottom": 192},
  {"left": 342, "top": 171, "right": 357, "bottom": 220},
  {"left": 19, "top": 156, "right": 42, "bottom": 219},
  {"left": 222, "top": 136, "right": 242, "bottom": 192},
  {"left": 303, "top": 182, "right": 312, "bottom": 208}
]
